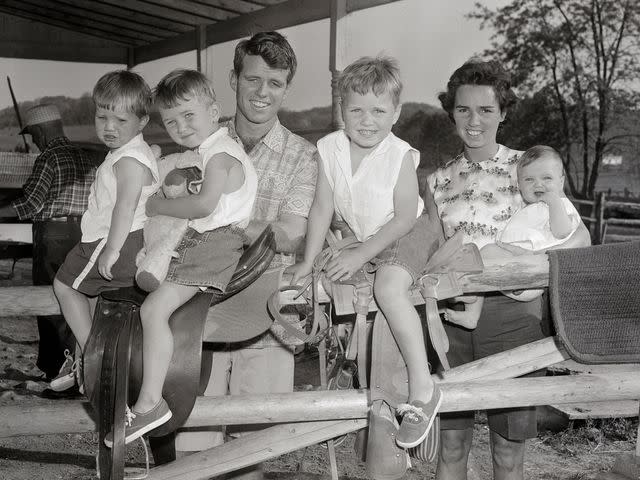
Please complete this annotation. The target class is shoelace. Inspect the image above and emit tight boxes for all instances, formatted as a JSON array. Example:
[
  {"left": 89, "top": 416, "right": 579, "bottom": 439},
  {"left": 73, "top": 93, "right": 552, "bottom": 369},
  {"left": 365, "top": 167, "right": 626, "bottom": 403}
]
[
  {"left": 397, "top": 403, "right": 429, "bottom": 423},
  {"left": 125, "top": 406, "right": 137, "bottom": 427}
]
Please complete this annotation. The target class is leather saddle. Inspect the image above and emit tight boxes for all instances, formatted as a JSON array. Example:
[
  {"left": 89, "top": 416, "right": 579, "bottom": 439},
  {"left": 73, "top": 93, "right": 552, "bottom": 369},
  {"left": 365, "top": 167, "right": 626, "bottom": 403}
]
[{"left": 82, "top": 225, "right": 276, "bottom": 479}]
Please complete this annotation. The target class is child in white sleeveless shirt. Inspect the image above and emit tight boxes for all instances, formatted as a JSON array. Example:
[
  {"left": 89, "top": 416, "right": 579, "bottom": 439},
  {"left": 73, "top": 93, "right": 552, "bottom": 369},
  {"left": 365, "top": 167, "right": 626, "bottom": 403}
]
[
  {"left": 104, "top": 70, "right": 257, "bottom": 446},
  {"left": 289, "top": 56, "right": 442, "bottom": 449},
  {"left": 54, "top": 70, "right": 160, "bottom": 388}
]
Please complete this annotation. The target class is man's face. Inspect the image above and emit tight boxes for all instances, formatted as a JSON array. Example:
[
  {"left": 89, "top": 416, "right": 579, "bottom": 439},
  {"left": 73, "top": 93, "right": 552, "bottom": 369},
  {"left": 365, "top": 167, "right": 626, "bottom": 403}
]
[
  {"left": 27, "top": 125, "right": 45, "bottom": 152},
  {"left": 230, "top": 54, "right": 290, "bottom": 128}
]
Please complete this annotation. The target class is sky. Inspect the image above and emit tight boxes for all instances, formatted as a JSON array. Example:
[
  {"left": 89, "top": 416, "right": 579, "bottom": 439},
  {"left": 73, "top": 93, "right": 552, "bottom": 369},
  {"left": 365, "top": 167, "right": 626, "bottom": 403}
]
[{"left": 1, "top": 0, "right": 508, "bottom": 117}]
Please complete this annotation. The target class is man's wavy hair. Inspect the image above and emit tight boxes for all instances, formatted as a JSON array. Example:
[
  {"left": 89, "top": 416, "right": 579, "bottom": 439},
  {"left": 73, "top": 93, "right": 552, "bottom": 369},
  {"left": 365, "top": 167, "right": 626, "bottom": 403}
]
[
  {"left": 233, "top": 31, "right": 297, "bottom": 84},
  {"left": 438, "top": 59, "right": 517, "bottom": 122},
  {"left": 338, "top": 55, "right": 403, "bottom": 107},
  {"left": 93, "top": 70, "right": 152, "bottom": 117},
  {"left": 154, "top": 69, "right": 216, "bottom": 109}
]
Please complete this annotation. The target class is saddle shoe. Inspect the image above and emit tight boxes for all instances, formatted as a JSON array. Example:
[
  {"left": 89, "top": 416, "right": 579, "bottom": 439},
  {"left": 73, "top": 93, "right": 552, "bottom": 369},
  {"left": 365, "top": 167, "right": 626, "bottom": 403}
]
[
  {"left": 365, "top": 400, "right": 410, "bottom": 480},
  {"left": 104, "top": 398, "right": 172, "bottom": 447}
]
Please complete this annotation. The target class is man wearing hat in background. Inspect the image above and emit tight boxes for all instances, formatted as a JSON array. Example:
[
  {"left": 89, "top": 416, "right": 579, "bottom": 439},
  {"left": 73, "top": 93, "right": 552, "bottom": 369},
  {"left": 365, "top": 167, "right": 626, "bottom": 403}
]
[{"left": 0, "top": 104, "right": 95, "bottom": 398}]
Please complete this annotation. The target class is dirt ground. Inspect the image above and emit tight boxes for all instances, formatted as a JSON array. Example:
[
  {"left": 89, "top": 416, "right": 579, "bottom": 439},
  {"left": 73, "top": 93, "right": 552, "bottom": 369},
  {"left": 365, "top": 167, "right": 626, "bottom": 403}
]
[{"left": 0, "top": 258, "right": 636, "bottom": 480}]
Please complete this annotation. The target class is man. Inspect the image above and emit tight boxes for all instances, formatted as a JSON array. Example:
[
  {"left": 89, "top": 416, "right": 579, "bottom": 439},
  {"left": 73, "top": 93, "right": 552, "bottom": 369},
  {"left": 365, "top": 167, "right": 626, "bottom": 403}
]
[
  {"left": 0, "top": 104, "right": 95, "bottom": 398},
  {"left": 174, "top": 32, "right": 318, "bottom": 480}
]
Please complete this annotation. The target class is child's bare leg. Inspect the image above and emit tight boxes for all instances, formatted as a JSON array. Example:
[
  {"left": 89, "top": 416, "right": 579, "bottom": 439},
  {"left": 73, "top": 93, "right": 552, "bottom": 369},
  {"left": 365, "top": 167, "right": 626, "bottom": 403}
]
[
  {"left": 53, "top": 278, "right": 93, "bottom": 351},
  {"left": 440, "top": 295, "right": 484, "bottom": 329},
  {"left": 136, "top": 282, "right": 199, "bottom": 413},
  {"left": 374, "top": 265, "right": 433, "bottom": 404}
]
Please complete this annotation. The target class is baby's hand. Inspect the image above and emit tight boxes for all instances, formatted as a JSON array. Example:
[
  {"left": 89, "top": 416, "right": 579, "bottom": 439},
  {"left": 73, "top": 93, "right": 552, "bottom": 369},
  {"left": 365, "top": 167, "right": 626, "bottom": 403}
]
[
  {"left": 145, "top": 195, "right": 161, "bottom": 217},
  {"left": 540, "top": 189, "right": 561, "bottom": 205},
  {"left": 285, "top": 261, "right": 313, "bottom": 286}
]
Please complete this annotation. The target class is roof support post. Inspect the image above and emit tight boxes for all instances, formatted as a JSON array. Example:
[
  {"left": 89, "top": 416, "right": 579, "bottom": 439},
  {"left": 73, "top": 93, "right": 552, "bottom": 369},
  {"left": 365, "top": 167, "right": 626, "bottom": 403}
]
[
  {"left": 330, "top": 0, "right": 348, "bottom": 130},
  {"left": 127, "top": 47, "right": 135, "bottom": 70},
  {"left": 196, "top": 25, "right": 207, "bottom": 73}
]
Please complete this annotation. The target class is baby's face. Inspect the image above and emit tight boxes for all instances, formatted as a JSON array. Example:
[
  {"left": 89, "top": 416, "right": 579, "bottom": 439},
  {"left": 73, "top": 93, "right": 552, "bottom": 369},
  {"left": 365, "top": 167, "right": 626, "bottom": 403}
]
[
  {"left": 518, "top": 156, "right": 565, "bottom": 204},
  {"left": 159, "top": 95, "right": 218, "bottom": 149}
]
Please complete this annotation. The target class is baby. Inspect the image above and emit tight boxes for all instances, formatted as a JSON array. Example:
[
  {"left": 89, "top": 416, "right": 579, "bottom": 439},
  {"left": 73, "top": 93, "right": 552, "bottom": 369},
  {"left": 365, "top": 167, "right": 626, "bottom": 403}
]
[{"left": 442, "top": 145, "right": 581, "bottom": 328}]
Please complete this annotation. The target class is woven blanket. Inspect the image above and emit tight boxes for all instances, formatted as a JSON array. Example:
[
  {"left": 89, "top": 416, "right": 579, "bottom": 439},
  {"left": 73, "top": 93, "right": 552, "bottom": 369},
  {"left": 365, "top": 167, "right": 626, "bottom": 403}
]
[{"left": 548, "top": 242, "right": 640, "bottom": 363}]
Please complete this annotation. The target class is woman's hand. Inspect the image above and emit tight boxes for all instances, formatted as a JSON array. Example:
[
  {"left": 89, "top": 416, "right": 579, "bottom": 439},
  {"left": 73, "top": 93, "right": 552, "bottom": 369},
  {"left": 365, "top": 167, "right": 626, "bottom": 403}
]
[
  {"left": 325, "top": 249, "right": 366, "bottom": 282},
  {"left": 285, "top": 261, "right": 313, "bottom": 285},
  {"left": 145, "top": 195, "right": 161, "bottom": 217}
]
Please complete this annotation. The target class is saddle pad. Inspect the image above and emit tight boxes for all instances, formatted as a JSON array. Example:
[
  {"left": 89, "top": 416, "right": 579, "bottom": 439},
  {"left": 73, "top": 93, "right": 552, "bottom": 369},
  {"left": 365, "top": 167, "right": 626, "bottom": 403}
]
[{"left": 548, "top": 241, "right": 640, "bottom": 363}]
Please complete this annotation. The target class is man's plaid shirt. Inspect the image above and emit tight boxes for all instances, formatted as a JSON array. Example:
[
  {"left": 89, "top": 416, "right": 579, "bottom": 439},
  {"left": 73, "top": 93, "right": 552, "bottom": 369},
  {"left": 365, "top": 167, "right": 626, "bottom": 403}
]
[{"left": 12, "top": 137, "right": 96, "bottom": 221}]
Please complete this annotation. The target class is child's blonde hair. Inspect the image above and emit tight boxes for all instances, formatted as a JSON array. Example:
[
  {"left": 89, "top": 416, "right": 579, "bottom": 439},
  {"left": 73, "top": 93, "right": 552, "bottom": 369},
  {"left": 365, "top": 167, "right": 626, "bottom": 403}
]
[
  {"left": 517, "top": 145, "right": 565, "bottom": 176},
  {"left": 338, "top": 56, "right": 403, "bottom": 106},
  {"left": 154, "top": 69, "right": 216, "bottom": 109},
  {"left": 93, "top": 70, "right": 152, "bottom": 118}
]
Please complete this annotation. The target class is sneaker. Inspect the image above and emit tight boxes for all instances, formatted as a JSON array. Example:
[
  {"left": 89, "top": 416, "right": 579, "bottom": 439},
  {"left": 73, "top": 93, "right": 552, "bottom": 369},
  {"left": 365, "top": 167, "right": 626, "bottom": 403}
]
[
  {"left": 396, "top": 386, "right": 443, "bottom": 449},
  {"left": 104, "top": 399, "right": 172, "bottom": 448},
  {"left": 49, "top": 349, "right": 79, "bottom": 392}
]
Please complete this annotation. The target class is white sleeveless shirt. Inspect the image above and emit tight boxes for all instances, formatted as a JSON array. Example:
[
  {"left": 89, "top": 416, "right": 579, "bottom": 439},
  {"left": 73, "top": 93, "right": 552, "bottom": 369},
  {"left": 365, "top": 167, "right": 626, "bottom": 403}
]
[
  {"left": 81, "top": 134, "right": 160, "bottom": 242},
  {"left": 189, "top": 127, "right": 257, "bottom": 233},
  {"left": 317, "top": 131, "right": 423, "bottom": 242}
]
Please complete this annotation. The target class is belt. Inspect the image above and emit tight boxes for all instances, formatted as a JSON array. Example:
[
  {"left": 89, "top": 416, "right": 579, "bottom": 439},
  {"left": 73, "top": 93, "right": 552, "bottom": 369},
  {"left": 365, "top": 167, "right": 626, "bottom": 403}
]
[{"left": 46, "top": 216, "right": 82, "bottom": 223}]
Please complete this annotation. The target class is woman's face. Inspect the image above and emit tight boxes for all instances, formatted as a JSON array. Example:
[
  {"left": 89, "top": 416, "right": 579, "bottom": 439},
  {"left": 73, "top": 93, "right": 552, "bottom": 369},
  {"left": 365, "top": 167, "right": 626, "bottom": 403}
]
[{"left": 452, "top": 85, "right": 506, "bottom": 158}]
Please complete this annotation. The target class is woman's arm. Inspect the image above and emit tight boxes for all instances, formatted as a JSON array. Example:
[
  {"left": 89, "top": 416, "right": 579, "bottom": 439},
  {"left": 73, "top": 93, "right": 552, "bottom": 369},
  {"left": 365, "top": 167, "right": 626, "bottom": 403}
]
[
  {"left": 146, "top": 152, "right": 234, "bottom": 219},
  {"left": 99, "top": 156, "right": 147, "bottom": 279},
  {"left": 325, "top": 152, "right": 418, "bottom": 281}
]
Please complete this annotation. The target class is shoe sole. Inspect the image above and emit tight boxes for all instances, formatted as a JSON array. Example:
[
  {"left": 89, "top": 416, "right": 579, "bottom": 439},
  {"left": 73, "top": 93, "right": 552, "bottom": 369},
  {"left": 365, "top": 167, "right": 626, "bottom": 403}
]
[
  {"left": 104, "top": 410, "right": 172, "bottom": 448},
  {"left": 396, "top": 391, "right": 443, "bottom": 449},
  {"left": 50, "top": 374, "right": 76, "bottom": 392}
]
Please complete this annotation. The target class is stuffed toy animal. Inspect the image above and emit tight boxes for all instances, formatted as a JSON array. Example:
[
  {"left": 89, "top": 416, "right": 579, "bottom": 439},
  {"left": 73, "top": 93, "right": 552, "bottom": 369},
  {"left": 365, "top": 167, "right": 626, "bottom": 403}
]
[{"left": 135, "top": 150, "right": 202, "bottom": 292}]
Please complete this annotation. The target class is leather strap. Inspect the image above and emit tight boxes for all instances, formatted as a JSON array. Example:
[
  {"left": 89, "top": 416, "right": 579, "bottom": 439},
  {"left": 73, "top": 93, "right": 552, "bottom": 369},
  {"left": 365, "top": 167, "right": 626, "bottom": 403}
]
[{"left": 420, "top": 275, "right": 451, "bottom": 371}]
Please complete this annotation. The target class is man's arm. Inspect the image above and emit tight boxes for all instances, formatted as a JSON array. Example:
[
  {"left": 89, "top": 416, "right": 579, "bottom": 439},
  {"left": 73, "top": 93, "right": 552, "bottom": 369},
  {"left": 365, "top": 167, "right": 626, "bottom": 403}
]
[{"left": 7, "top": 151, "right": 54, "bottom": 220}]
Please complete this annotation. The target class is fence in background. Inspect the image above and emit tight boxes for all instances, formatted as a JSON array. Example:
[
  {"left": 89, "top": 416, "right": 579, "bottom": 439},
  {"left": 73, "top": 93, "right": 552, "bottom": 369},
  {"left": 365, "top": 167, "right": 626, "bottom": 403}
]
[{"left": 572, "top": 192, "right": 640, "bottom": 244}]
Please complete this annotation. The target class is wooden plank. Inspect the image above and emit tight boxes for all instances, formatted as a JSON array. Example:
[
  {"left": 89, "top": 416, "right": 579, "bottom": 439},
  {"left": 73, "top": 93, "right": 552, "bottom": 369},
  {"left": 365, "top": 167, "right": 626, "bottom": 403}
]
[
  {"left": 548, "top": 400, "right": 639, "bottom": 420},
  {"left": 147, "top": 419, "right": 368, "bottom": 480},
  {"left": 0, "top": 225, "right": 32, "bottom": 244},
  {"left": 142, "top": 0, "right": 235, "bottom": 21},
  {"left": 97, "top": 0, "right": 216, "bottom": 26},
  {"left": 548, "top": 359, "right": 640, "bottom": 375},
  {"left": 4, "top": 372, "right": 640, "bottom": 438}
]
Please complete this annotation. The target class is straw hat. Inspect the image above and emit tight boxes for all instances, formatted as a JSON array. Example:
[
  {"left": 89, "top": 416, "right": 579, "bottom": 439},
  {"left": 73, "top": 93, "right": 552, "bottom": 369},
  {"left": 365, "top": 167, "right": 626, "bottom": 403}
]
[{"left": 19, "top": 104, "right": 62, "bottom": 134}]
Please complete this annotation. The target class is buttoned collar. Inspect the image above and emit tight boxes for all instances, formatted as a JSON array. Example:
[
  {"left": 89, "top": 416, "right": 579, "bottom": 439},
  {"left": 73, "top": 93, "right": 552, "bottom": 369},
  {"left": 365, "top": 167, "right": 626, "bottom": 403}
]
[{"left": 226, "top": 117, "right": 285, "bottom": 154}]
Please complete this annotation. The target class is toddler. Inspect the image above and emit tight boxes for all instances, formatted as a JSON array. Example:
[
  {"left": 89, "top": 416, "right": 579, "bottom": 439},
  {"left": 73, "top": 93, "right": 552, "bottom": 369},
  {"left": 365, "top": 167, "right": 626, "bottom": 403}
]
[
  {"left": 289, "top": 56, "right": 442, "bottom": 449},
  {"left": 53, "top": 70, "right": 159, "bottom": 389},
  {"left": 104, "top": 69, "right": 257, "bottom": 446},
  {"left": 441, "top": 145, "right": 581, "bottom": 328}
]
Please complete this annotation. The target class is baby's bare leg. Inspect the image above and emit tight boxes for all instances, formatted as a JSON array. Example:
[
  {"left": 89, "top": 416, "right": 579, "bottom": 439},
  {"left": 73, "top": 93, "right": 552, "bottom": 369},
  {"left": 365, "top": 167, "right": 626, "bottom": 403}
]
[{"left": 440, "top": 295, "right": 484, "bottom": 329}]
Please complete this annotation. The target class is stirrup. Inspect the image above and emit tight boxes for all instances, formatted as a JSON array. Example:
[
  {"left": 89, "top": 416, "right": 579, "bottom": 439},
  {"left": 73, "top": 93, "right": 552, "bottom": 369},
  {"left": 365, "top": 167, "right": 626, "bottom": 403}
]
[{"left": 96, "top": 437, "right": 150, "bottom": 480}]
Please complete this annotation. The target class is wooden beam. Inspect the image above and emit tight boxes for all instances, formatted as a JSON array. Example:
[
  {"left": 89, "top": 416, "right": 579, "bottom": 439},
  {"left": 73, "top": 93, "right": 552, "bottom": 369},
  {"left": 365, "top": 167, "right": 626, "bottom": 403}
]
[
  {"left": 2, "top": 372, "right": 639, "bottom": 438},
  {"left": 142, "top": 0, "right": 236, "bottom": 21},
  {"left": 2, "top": 0, "right": 152, "bottom": 44},
  {"left": 199, "top": 0, "right": 264, "bottom": 14},
  {"left": 19, "top": 0, "right": 172, "bottom": 40},
  {"left": 147, "top": 419, "right": 368, "bottom": 480},
  {"left": 0, "top": 5, "right": 134, "bottom": 49},
  {"left": 57, "top": 0, "right": 190, "bottom": 34},
  {"left": 133, "top": 0, "right": 404, "bottom": 65},
  {"left": 97, "top": 0, "right": 216, "bottom": 26}
]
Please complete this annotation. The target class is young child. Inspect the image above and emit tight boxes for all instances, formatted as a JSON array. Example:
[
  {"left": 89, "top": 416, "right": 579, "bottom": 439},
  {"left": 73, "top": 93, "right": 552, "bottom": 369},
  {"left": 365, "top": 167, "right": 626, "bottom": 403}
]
[
  {"left": 52, "top": 70, "right": 159, "bottom": 389},
  {"left": 104, "top": 69, "right": 258, "bottom": 446},
  {"left": 441, "top": 145, "right": 581, "bottom": 328},
  {"left": 288, "top": 56, "right": 442, "bottom": 449}
]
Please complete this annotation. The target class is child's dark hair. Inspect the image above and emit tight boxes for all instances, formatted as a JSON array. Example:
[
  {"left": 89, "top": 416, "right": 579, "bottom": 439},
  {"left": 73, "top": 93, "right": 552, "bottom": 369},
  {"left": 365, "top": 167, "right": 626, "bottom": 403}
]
[
  {"left": 93, "top": 70, "right": 152, "bottom": 117},
  {"left": 338, "top": 56, "right": 403, "bottom": 106},
  {"left": 517, "top": 145, "right": 565, "bottom": 175},
  {"left": 438, "top": 59, "right": 517, "bottom": 122},
  {"left": 154, "top": 69, "right": 216, "bottom": 109},
  {"left": 233, "top": 31, "right": 297, "bottom": 84}
]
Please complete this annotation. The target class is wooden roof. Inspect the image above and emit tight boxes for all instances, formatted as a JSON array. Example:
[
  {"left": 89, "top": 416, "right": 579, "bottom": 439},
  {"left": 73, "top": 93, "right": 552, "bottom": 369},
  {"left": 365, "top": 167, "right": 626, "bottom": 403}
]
[{"left": 0, "top": 0, "right": 398, "bottom": 66}]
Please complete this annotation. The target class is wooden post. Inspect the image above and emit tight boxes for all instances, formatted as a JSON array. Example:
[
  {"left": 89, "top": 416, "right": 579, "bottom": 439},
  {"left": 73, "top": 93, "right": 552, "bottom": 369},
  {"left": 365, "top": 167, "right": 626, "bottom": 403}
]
[
  {"left": 329, "top": 0, "right": 348, "bottom": 130},
  {"left": 595, "top": 191, "right": 606, "bottom": 244},
  {"left": 127, "top": 47, "right": 135, "bottom": 70},
  {"left": 196, "top": 25, "right": 206, "bottom": 73}
]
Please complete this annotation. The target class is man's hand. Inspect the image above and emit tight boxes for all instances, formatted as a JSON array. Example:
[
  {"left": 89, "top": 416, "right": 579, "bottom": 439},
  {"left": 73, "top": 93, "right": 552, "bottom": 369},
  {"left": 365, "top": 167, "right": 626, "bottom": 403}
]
[
  {"left": 286, "top": 261, "right": 313, "bottom": 285},
  {"left": 98, "top": 247, "right": 119, "bottom": 280},
  {"left": 325, "top": 248, "right": 366, "bottom": 282}
]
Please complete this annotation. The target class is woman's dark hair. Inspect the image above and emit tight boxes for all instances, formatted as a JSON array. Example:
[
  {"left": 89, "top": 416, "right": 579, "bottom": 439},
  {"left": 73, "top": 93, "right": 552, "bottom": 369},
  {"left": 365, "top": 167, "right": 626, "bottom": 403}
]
[
  {"left": 438, "top": 59, "right": 517, "bottom": 122},
  {"left": 233, "top": 31, "right": 297, "bottom": 84}
]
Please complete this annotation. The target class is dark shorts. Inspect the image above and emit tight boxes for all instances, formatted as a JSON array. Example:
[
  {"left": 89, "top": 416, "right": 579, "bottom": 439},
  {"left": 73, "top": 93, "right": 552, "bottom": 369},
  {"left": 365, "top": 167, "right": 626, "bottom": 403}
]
[
  {"left": 440, "top": 294, "right": 546, "bottom": 440},
  {"left": 166, "top": 226, "right": 248, "bottom": 291},
  {"left": 368, "top": 213, "right": 443, "bottom": 283},
  {"left": 55, "top": 229, "right": 143, "bottom": 296}
]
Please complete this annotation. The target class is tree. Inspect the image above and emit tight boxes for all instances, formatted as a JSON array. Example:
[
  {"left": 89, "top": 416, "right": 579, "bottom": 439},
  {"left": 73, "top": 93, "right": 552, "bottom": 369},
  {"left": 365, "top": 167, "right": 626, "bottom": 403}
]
[{"left": 471, "top": 0, "right": 640, "bottom": 198}]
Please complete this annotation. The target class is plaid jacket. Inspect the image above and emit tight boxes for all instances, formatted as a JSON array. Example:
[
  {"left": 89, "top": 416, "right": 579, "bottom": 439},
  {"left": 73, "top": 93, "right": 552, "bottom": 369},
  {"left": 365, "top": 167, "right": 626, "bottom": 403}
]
[{"left": 12, "top": 137, "right": 95, "bottom": 221}]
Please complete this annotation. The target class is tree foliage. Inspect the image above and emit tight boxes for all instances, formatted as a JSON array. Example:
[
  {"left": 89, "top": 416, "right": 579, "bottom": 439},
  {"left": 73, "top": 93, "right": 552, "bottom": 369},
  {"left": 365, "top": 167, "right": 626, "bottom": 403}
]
[{"left": 471, "top": 0, "right": 640, "bottom": 198}]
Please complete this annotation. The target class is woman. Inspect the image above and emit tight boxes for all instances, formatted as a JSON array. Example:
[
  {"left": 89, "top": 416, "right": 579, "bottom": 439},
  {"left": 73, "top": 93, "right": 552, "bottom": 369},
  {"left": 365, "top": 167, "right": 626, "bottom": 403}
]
[{"left": 426, "top": 60, "right": 590, "bottom": 480}]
